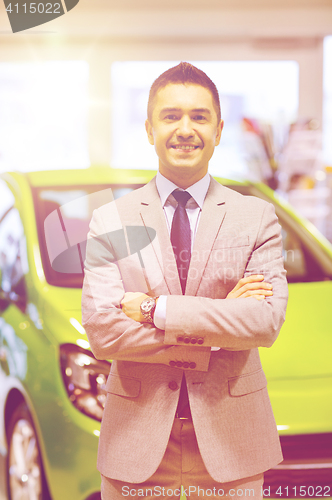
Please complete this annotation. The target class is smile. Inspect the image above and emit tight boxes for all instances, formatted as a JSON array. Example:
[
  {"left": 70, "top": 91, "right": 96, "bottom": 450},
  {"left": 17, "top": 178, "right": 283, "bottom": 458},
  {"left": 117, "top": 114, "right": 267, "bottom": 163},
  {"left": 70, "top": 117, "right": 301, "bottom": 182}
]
[{"left": 171, "top": 145, "right": 199, "bottom": 150}]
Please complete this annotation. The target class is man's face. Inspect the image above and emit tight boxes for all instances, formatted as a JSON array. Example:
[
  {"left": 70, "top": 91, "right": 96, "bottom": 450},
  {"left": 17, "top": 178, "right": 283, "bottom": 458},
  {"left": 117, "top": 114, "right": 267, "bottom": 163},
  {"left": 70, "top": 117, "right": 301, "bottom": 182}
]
[{"left": 145, "top": 84, "right": 223, "bottom": 188}]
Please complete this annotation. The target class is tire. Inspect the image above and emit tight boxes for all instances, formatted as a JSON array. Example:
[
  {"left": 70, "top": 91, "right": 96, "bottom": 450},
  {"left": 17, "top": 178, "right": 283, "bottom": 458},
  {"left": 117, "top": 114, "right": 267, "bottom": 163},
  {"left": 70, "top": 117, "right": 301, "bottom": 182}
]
[{"left": 6, "top": 402, "right": 51, "bottom": 500}]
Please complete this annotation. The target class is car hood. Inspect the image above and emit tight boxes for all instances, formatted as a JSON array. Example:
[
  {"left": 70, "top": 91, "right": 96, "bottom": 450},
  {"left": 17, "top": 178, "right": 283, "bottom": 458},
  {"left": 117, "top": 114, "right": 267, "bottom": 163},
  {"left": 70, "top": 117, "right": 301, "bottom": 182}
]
[{"left": 40, "top": 281, "right": 332, "bottom": 380}]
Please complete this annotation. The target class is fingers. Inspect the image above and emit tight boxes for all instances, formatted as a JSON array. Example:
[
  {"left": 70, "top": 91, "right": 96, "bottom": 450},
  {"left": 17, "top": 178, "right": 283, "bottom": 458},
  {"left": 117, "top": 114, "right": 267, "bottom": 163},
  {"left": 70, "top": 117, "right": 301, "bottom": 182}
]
[
  {"left": 253, "top": 295, "right": 265, "bottom": 301},
  {"left": 237, "top": 274, "right": 265, "bottom": 286},
  {"left": 226, "top": 275, "right": 273, "bottom": 300},
  {"left": 229, "top": 274, "right": 264, "bottom": 294},
  {"left": 240, "top": 288, "right": 273, "bottom": 299},
  {"left": 237, "top": 282, "right": 273, "bottom": 298}
]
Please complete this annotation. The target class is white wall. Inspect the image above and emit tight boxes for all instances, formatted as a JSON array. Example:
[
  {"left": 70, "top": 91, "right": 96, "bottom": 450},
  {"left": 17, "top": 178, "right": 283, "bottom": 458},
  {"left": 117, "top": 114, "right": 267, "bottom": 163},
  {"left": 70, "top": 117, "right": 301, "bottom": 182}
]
[{"left": 0, "top": 1, "right": 331, "bottom": 165}]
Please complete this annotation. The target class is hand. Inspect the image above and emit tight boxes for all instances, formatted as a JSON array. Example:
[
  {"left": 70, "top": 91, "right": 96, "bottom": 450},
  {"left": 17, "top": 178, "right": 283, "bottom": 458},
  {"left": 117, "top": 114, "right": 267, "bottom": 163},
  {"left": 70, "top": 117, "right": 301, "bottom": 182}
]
[
  {"left": 121, "top": 292, "right": 150, "bottom": 322},
  {"left": 226, "top": 275, "right": 273, "bottom": 301}
]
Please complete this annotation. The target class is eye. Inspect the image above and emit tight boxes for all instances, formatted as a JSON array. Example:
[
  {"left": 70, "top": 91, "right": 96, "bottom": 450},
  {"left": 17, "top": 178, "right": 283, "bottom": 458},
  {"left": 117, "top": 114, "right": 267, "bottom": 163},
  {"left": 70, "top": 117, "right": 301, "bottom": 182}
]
[
  {"left": 164, "top": 114, "right": 179, "bottom": 121},
  {"left": 193, "top": 115, "right": 207, "bottom": 122}
]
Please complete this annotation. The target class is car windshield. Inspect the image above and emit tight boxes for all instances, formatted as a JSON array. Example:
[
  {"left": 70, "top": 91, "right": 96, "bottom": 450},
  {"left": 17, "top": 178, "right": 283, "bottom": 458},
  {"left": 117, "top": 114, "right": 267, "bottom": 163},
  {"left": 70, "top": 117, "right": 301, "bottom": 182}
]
[
  {"left": 227, "top": 184, "right": 332, "bottom": 282},
  {"left": 32, "top": 181, "right": 332, "bottom": 288},
  {"left": 32, "top": 184, "right": 142, "bottom": 288}
]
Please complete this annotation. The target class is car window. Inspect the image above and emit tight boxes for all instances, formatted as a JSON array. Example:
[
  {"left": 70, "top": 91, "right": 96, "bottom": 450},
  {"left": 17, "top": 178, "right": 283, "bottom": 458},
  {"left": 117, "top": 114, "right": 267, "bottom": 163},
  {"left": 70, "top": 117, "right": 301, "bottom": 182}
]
[
  {"left": 227, "top": 184, "right": 332, "bottom": 283},
  {"left": 280, "top": 226, "right": 306, "bottom": 280},
  {"left": 279, "top": 220, "right": 328, "bottom": 283},
  {"left": 32, "top": 184, "right": 143, "bottom": 288}
]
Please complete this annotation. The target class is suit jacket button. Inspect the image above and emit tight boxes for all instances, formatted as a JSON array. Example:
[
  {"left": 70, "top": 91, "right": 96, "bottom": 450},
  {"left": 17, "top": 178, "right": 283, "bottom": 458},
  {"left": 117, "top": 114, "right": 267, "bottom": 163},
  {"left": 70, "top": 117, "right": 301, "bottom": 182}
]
[
  {"left": 176, "top": 361, "right": 183, "bottom": 368},
  {"left": 168, "top": 381, "right": 178, "bottom": 391},
  {"left": 183, "top": 362, "right": 189, "bottom": 369},
  {"left": 197, "top": 338, "right": 204, "bottom": 345},
  {"left": 189, "top": 362, "right": 196, "bottom": 369},
  {"left": 184, "top": 337, "right": 190, "bottom": 344},
  {"left": 169, "top": 360, "right": 176, "bottom": 367},
  {"left": 190, "top": 337, "right": 197, "bottom": 344},
  {"left": 177, "top": 336, "right": 184, "bottom": 343}
]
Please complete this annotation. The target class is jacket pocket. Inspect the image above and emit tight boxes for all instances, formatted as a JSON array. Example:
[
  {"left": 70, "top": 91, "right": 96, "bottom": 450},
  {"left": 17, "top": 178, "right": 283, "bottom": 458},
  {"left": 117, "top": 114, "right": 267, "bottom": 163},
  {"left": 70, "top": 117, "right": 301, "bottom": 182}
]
[
  {"left": 105, "top": 373, "right": 141, "bottom": 398},
  {"left": 213, "top": 236, "right": 249, "bottom": 249},
  {"left": 228, "top": 369, "right": 267, "bottom": 397}
]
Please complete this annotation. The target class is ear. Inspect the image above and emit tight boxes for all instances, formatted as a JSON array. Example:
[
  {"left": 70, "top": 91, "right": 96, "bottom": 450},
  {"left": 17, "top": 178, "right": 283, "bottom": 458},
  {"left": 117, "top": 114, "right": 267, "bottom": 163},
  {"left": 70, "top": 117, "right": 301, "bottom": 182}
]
[
  {"left": 215, "top": 120, "right": 224, "bottom": 146},
  {"left": 145, "top": 119, "right": 154, "bottom": 145}
]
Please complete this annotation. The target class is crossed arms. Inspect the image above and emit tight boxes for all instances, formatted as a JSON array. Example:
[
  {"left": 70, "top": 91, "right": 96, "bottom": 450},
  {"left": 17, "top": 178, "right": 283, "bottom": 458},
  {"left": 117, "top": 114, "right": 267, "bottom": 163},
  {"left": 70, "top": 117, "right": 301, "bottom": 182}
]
[
  {"left": 121, "top": 274, "right": 274, "bottom": 324},
  {"left": 82, "top": 201, "right": 288, "bottom": 369}
]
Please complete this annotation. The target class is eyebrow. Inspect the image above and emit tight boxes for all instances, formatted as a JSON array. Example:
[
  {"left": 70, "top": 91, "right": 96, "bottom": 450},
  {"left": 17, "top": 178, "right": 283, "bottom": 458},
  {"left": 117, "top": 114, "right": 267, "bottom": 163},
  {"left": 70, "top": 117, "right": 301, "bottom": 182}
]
[
  {"left": 159, "top": 107, "right": 211, "bottom": 115},
  {"left": 192, "top": 108, "right": 211, "bottom": 115},
  {"left": 159, "top": 108, "right": 181, "bottom": 115}
]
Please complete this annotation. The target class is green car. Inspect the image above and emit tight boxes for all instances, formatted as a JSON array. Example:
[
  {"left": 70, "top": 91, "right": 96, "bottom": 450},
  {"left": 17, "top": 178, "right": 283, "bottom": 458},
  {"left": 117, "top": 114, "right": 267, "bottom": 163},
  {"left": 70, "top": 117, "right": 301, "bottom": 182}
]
[{"left": 0, "top": 167, "right": 331, "bottom": 500}]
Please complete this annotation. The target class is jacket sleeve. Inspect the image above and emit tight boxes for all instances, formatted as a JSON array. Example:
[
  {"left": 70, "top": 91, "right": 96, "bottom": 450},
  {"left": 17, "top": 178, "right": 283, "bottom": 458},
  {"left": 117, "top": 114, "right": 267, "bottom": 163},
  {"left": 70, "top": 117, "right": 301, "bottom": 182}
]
[
  {"left": 164, "top": 203, "right": 288, "bottom": 350},
  {"left": 82, "top": 207, "right": 211, "bottom": 371}
]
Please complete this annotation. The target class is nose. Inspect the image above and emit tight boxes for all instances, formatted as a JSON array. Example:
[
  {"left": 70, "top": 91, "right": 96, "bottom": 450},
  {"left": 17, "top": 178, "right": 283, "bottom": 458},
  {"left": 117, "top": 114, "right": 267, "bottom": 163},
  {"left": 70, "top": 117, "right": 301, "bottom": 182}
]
[{"left": 176, "top": 116, "right": 194, "bottom": 139}]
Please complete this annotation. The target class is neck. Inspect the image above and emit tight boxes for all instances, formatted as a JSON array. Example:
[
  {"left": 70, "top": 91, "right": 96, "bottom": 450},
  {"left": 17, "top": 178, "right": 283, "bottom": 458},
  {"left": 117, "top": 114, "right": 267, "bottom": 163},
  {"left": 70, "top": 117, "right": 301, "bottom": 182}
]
[{"left": 159, "top": 168, "right": 207, "bottom": 189}]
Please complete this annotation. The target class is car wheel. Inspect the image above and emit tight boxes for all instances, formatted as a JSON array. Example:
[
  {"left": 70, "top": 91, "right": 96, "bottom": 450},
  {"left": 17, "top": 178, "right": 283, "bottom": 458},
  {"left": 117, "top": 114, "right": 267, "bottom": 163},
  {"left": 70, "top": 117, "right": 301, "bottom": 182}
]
[{"left": 6, "top": 402, "right": 51, "bottom": 500}]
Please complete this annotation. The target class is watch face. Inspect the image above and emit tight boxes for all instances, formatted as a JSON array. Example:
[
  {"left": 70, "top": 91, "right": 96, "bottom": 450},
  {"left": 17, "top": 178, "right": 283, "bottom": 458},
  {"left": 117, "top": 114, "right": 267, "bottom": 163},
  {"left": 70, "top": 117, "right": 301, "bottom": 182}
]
[{"left": 141, "top": 298, "right": 154, "bottom": 313}]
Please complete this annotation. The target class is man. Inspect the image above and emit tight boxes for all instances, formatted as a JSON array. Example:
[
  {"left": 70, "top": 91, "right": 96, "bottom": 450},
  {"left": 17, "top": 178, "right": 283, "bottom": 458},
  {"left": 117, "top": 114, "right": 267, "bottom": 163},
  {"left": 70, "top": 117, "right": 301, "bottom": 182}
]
[{"left": 82, "top": 62, "right": 288, "bottom": 499}]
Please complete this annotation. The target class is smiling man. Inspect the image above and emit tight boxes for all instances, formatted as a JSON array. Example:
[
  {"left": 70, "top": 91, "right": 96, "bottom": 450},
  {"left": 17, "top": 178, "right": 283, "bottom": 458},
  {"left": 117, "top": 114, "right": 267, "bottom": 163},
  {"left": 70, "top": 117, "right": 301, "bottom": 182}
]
[
  {"left": 82, "top": 62, "right": 288, "bottom": 500},
  {"left": 145, "top": 83, "right": 223, "bottom": 188}
]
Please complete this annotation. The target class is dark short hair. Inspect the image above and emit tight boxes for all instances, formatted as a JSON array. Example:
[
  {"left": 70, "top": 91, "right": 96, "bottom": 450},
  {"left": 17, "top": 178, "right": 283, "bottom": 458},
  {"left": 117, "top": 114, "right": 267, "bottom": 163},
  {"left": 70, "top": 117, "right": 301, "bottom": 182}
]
[{"left": 147, "top": 62, "right": 221, "bottom": 123}]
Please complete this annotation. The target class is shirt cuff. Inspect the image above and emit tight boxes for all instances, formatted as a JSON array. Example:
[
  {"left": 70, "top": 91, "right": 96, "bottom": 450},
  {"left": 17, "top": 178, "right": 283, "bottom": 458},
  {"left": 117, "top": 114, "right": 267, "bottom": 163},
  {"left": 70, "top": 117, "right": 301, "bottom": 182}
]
[{"left": 153, "top": 295, "right": 167, "bottom": 330}]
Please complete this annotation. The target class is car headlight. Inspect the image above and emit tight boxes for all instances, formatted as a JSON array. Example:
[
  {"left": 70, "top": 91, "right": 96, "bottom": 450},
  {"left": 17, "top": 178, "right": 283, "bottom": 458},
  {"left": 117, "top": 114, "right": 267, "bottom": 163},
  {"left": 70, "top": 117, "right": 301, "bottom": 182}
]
[{"left": 60, "top": 344, "right": 111, "bottom": 422}]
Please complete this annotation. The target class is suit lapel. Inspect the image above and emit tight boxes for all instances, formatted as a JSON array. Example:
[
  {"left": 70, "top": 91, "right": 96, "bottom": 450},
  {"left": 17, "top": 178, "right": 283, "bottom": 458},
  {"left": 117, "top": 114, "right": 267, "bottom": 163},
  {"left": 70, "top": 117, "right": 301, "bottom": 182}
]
[
  {"left": 138, "top": 177, "right": 227, "bottom": 297},
  {"left": 185, "top": 178, "right": 227, "bottom": 297},
  {"left": 139, "top": 179, "right": 182, "bottom": 295}
]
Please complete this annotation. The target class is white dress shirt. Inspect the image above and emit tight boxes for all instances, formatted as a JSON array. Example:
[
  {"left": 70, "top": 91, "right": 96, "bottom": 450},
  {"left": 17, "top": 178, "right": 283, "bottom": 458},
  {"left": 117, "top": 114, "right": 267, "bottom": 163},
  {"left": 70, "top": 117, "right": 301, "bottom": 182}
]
[{"left": 153, "top": 171, "right": 210, "bottom": 330}]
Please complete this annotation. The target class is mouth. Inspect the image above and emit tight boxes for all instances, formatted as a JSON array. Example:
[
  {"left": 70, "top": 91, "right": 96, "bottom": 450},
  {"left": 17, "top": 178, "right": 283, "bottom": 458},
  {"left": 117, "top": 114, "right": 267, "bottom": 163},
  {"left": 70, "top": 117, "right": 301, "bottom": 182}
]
[{"left": 170, "top": 145, "right": 199, "bottom": 151}]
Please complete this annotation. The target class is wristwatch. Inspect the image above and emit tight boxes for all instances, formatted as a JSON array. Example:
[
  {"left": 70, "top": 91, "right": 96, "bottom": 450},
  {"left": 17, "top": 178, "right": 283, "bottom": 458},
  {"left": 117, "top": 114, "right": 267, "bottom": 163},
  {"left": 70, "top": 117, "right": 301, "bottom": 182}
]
[{"left": 140, "top": 296, "right": 158, "bottom": 324}]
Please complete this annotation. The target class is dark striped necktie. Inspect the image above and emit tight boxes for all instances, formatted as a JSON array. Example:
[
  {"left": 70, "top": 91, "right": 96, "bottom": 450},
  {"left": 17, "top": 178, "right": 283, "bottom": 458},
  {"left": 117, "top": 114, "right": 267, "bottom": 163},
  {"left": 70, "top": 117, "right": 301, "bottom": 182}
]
[
  {"left": 170, "top": 190, "right": 192, "bottom": 419},
  {"left": 170, "top": 190, "right": 192, "bottom": 295}
]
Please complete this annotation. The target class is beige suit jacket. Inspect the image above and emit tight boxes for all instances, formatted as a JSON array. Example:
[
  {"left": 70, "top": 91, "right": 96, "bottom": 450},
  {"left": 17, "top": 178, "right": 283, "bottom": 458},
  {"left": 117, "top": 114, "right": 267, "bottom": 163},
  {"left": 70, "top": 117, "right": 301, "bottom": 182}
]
[{"left": 82, "top": 176, "right": 288, "bottom": 484}]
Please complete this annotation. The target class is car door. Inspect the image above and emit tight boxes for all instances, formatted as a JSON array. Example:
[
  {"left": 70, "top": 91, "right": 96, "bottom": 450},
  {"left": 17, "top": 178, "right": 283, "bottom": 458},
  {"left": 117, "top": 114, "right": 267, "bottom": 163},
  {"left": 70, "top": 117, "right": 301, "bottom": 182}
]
[
  {"left": 0, "top": 195, "right": 30, "bottom": 382},
  {"left": 0, "top": 179, "right": 31, "bottom": 499},
  {"left": 227, "top": 181, "right": 332, "bottom": 433},
  {"left": 260, "top": 200, "right": 332, "bottom": 436}
]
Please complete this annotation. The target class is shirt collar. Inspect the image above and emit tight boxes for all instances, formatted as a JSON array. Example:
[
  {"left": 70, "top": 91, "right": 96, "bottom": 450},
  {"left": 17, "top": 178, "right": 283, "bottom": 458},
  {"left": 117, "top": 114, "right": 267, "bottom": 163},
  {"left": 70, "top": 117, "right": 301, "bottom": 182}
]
[{"left": 156, "top": 171, "right": 210, "bottom": 210}]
